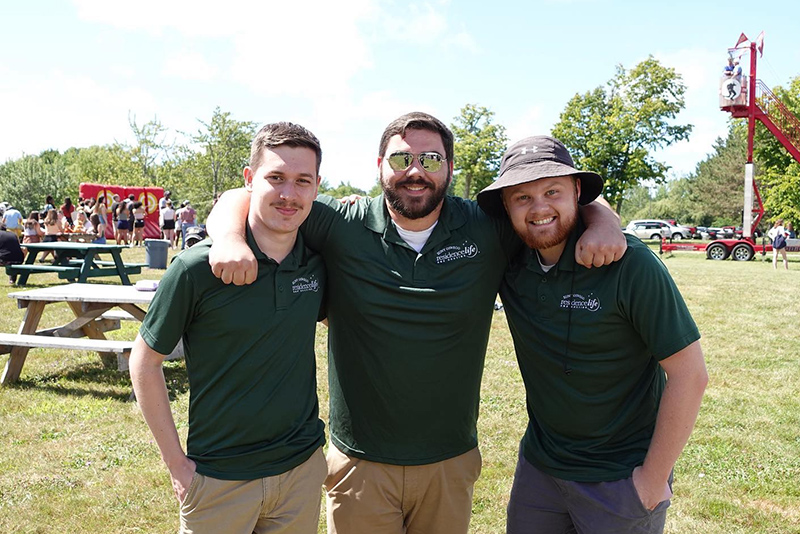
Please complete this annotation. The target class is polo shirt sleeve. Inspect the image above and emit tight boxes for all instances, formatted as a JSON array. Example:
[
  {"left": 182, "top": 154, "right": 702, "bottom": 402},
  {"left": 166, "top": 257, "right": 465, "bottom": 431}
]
[
  {"left": 139, "top": 256, "right": 199, "bottom": 356},
  {"left": 300, "top": 195, "right": 351, "bottom": 253},
  {"left": 617, "top": 244, "right": 701, "bottom": 361},
  {"left": 479, "top": 209, "right": 523, "bottom": 263}
]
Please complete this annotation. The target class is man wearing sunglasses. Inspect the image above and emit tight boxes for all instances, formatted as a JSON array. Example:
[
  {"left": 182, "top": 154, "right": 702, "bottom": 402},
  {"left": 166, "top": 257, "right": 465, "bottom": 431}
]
[{"left": 205, "top": 112, "right": 626, "bottom": 534}]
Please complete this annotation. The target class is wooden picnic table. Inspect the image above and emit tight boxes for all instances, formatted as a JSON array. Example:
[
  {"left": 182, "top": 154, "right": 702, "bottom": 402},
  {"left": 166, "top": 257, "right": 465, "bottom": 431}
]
[
  {"left": 0, "top": 283, "right": 181, "bottom": 385},
  {"left": 6, "top": 242, "right": 144, "bottom": 286}
]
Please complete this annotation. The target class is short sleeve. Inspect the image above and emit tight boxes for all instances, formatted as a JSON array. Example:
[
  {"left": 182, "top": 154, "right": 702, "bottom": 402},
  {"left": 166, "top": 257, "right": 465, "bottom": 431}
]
[{"left": 138, "top": 256, "right": 199, "bottom": 356}]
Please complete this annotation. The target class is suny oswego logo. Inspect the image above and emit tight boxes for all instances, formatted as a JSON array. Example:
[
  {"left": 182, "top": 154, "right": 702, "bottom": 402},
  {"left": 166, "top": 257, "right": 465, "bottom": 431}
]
[
  {"left": 560, "top": 292, "right": 601, "bottom": 312},
  {"left": 435, "top": 240, "right": 480, "bottom": 264},
  {"left": 292, "top": 276, "right": 320, "bottom": 294}
]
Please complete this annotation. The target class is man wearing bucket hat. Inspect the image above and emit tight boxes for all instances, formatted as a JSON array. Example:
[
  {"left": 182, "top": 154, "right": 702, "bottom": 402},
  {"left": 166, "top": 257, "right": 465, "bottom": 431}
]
[{"left": 477, "top": 135, "right": 708, "bottom": 534}]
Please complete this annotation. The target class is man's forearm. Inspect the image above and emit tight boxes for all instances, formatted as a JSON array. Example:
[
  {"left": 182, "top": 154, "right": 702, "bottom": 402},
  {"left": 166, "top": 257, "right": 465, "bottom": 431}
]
[
  {"left": 641, "top": 341, "right": 708, "bottom": 483},
  {"left": 575, "top": 199, "right": 626, "bottom": 267},
  {"left": 130, "top": 336, "right": 186, "bottom": 469},
  {"left": 206, "top": 188, "right": 251, "bottom": 240}
]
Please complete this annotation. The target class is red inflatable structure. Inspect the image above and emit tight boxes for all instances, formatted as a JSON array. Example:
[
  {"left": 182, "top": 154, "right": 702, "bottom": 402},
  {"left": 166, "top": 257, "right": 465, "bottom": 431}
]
[{"left": 79, "top": 183, "right": 164, "bottom": 239}]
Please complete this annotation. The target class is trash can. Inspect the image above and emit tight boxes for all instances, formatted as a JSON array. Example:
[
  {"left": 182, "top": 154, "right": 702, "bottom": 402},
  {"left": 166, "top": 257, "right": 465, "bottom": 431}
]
[{"left": 144, "top": 239, "right": 170, "bottom": 269}]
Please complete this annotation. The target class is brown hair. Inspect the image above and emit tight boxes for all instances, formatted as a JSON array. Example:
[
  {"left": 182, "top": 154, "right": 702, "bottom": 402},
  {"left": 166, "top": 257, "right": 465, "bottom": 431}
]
[
  {"left": 378, "top": 112, "right": 454, "bottom": 162},
  {"left": 250, "top": 122, "right": 322, "bottom": 173}
]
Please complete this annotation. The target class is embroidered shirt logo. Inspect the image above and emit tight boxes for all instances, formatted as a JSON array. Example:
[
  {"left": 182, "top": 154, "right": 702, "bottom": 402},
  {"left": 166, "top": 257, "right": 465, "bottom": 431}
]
[
  {"left": 292, "top": 276, "right": 320, "bottom": 294},
  {"left": 435, "top": 240, "right": 480, "bottom": 264},
  {"left": 560, "top": 292, "right": 601, "bottom": 312}
]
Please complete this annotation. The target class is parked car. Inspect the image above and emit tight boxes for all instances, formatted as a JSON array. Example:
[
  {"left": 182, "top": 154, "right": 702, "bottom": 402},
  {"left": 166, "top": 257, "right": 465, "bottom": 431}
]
[
  {"left": 624, "top": 219, "right": 692, "bottom": 240},
  {"left": 623, "top": 221, "right": 670, "bottom": 240}
]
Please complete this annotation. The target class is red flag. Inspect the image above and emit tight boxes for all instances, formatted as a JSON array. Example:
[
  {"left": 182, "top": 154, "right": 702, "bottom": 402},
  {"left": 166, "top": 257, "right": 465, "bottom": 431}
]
[
  {"left": 734, "top": 32, "right": 749, "bottom": 48},
  {"left": 756, "top": 31, "right": 765, "bottom": 57}
]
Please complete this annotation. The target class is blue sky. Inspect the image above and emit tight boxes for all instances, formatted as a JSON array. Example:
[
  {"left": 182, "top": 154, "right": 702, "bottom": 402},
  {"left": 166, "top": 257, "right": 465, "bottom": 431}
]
[{"left": 2, "top": 0, "right": 800, "bottom": 192}]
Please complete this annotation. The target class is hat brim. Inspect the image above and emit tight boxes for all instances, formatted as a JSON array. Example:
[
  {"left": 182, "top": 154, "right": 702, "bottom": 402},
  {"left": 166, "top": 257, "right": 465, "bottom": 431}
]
[{"left": 477, "top": 161, "right": 603, "bottom": 217}]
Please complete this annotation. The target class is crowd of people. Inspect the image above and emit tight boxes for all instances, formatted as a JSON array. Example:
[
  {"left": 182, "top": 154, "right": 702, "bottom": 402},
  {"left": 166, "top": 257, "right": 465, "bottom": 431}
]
[{"left": 0, "top": 190, "right": 202, "bottom": 254}]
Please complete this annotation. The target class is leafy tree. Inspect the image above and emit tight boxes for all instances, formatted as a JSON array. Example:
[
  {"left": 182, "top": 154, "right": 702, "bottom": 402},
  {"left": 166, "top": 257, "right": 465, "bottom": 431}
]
[
  {"left": 127, "top": 113, "right": 172, "bottom": 183},
  {"left": 189, "top": 107, "right": 256, "bottom": 202},
  {"left": 552, "top": 56, "right": 692, "bottom": 213},
  {"left": 0, "top": 152, "right": 75, "bottom": 215},
  {"left": 752, "top": 75, "right": 800, "bottom": 226},
  {"left": 451, "top": 104, "right": 507, "bottom": 199},
  {"left": 62, "top": 144, "right": 139, "bottom": 186},
  {"left": 685, "top": 124, "right": 748, "bottom": 226},
  {"left": 319, "top": 181, "right": 367, "bottom": 198}
]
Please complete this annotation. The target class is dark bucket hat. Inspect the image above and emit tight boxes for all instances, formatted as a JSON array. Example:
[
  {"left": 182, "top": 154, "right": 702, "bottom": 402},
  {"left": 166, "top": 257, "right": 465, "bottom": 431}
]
[{"left": 477, "top": 136, "right": 603, "bottom": 217}]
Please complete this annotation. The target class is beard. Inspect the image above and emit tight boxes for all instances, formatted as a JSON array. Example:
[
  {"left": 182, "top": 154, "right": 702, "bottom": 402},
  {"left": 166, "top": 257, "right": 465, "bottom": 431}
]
[
  {"left": 515, "top": 206, "right": 579, "bottom": 252},
  {"left": 381, "top": 172, "right": 451, "bottom": 220}
]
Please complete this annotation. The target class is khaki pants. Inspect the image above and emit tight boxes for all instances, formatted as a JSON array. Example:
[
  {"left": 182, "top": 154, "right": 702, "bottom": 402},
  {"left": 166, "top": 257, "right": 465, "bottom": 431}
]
[
  {"left": 179, "top": 447, "right": 326, "bottom": 534},
  {"left": 324, "top": 444, "right": 481, "bottom": 534}
]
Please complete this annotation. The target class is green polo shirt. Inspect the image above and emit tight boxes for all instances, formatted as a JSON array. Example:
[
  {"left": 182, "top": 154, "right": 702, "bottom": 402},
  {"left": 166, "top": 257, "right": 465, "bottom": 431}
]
[
  {"left": 500, "top": 226, "right": 700, "bottom": 482},
  {"left": 139, "top": 228, "right": 326, "bottom": 480},
  {"left": 301, "top": 194, "right": 520, "bottom": 465}
]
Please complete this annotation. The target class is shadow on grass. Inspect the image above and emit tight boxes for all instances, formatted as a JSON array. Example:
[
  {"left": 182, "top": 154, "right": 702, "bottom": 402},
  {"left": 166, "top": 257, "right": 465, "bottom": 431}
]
[{"left": 10, "top": 360, "right": 189, "bottom": 402}]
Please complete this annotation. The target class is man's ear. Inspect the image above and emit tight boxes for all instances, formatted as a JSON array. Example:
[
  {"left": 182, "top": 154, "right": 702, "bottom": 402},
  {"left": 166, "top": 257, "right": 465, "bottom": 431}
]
[
  {"left": 314, "top": 175, "right": 322, "bottom": 198},
  {"left": 243, "top": 167, "right": 254, "bottom": 192},
  {"left": 575, "top": 177, "right": 582, "bottom": 200}
]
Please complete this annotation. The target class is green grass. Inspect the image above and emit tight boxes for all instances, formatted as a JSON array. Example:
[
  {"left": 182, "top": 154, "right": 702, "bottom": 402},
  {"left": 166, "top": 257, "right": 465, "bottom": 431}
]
[{"left": 1, "top": 247, "right": 799, "bottom": 533}]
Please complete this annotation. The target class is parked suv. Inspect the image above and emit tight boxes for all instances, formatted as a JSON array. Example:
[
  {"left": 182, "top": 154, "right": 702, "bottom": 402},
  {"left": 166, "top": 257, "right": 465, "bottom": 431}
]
[{"left": 624, "top": 219, "right": 692, "bottom": 240}]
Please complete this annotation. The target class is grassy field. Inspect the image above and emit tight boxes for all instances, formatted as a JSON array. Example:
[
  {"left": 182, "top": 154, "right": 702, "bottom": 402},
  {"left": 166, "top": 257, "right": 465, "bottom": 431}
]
[{"left": 0, "top": 245, "right": 799, "bottom": 533}]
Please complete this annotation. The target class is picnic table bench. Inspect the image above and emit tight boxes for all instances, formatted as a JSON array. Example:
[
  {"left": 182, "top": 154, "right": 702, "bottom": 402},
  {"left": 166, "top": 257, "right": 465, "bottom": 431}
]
[
  {"left": 0, "top": 283, "right": 182, "bottom": 384},
  {"left": 6, "top": 242, "right": 143, "bottom": 286}
]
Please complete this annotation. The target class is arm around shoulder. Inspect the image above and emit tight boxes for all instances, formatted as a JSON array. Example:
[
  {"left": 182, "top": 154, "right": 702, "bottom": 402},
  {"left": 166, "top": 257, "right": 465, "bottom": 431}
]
[
  {"left": 576, "top": 200, "right": 626, "bottom": 268},
  {"left": 206, "top": 188, "right": 258, "bottom": 286}
]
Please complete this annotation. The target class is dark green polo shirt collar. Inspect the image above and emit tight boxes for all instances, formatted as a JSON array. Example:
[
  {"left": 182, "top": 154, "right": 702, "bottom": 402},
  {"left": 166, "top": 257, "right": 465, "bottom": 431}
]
[
  {"left": 364, "top": 194, "right": 468, "bottom": 254},
  {"left": 245, "top": 224, "right": 307, "bottom": 271}
]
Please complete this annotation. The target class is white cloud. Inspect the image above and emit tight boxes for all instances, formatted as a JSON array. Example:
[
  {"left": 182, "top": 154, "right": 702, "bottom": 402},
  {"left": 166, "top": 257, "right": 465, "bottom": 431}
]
[
  {"left": 653, "top": 48, "right": 732, "bottom": 177},
  {"left": 504, "top": 105, "right": 548, "bottom": 143},
  {"left": 0, "top": 68, "right": 158, "bottom": 161},
  {"left": 162, "top": 50, "right": 218, "bottom": 81}
]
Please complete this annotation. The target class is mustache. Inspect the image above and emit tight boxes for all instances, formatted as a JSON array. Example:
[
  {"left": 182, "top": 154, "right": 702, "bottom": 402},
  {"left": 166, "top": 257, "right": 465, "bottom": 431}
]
[
  {"left": 395, "top": 177, "right": 433, "bottom": 188},
  {"left": 271, "top": 201, "right": 303, "bottom": 210}
]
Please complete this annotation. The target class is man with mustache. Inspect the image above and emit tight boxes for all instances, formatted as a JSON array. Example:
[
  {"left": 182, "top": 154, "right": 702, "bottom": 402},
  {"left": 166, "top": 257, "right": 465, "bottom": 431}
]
[
  {"left": 130, "top": 122, "right": 327, "bottom": 534},
  {"left": 205, "top": 112, "right": 626, "bottom": 533},
  {"left": 476, "top": 135, "right": 707, "bottom": 534}
]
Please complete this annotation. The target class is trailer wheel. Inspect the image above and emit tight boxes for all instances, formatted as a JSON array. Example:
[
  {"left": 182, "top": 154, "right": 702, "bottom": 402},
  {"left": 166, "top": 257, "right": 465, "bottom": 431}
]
[
  {"left": 706, "top": 243, "right": 729, "bottom": 260},
  {"left": 731, "top": 243, "right": 754, "bottom": 261}
]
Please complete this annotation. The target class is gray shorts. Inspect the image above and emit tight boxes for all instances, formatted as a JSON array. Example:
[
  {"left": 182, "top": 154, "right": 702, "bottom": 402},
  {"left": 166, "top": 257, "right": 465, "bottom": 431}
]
[{"left": 507, "top": 449, "right": 671, "bottom": 534}]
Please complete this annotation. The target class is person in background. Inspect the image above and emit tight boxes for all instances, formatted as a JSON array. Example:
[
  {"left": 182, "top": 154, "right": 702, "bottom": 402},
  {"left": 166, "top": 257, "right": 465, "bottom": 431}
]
[
  {"left": 43, "top": 195, "right": 55, "bottom": 213},
  {"left": 38, "top": 209, "right": 60, "bottom": 262},
  {"left": 160, "top": 199, "right": 176, "bottom": 249},
  {"left": 60, "top": 197, "right": 75, "bottom": 228},
  {"left": 130, "top": 121, "right": 327, "bottom": 534},
  {"left": 22, "top": 211, "right": 44, "bottom": 254},
  {"left": 2, "top": 205, "right": 24, "bottom": 240},
  {"left": 476, "top": 135, "right": 707, "bottom": 534},
  {"left": 90, "top": 213, "right": 106, "bottom": 244},
  {"left": 74, "top": 209, "right": 93, "bottom": 234},
  {"left": 116, "top": 201, "right": 130, "bottom": 245},
  {"left": 159, "top": 190, "right": 171, "bottom": 212},
  {"left": 110, "top": 194, "right": 121, "bottom": 242},
  {"left": 0, "top": 224, "right": 24, "bottom": 284},
  {"left": 786, "top": 221, "right": 795, "bottom": 239},
  {"left": 178, "top": 200, "right": 197, "bottom": 250},
  {"left": 132, "top": 201, "right": 146, "bottom": 246},
  {"left": 768, "top": 219, "right": 789, "bottom": 270}
]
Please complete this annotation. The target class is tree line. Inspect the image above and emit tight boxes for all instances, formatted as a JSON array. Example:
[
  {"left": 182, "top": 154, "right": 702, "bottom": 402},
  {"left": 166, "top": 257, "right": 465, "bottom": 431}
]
[{"left": 3, "top": 58, "right": 798, "bottom": 228}]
